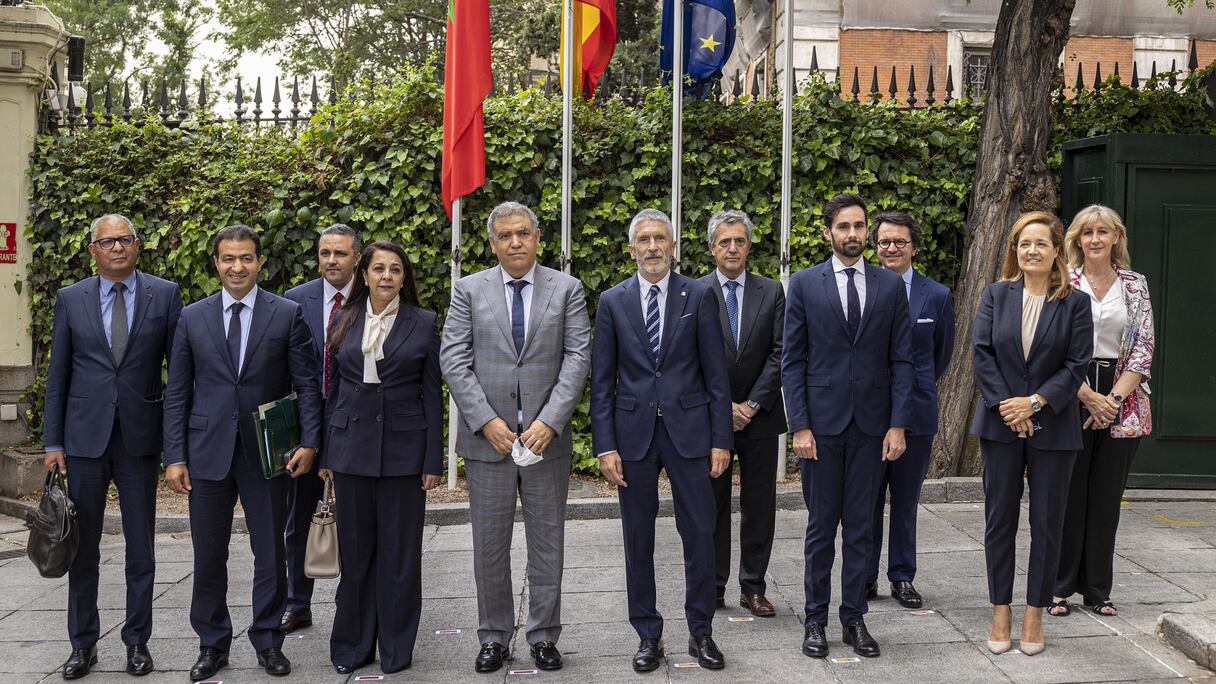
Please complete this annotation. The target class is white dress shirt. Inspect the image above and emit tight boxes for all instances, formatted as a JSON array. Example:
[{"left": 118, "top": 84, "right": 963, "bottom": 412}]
[
  {"left": 221, "top": 286, "right": 259, "bottom": 374},
  {"left": 831, "top": 254, "right": 867, "bottom": 318},
  {"left": 637, "top": 271, "right": 671, "bottom": 346},
  {"left": 1078, "top": 271, "right": 1127, "bottom": 359},
  {"left": 716, "top": 269, "right": 746, "bottom": 342},
  {"left": 900, "top": 267, "right": 914, "bottom": 301},
  {"left": 322, "top": 278, "right": 354, "bottom": 343},
  {"left": 502, "top": 263, "right": 537, "bottom": 334}
]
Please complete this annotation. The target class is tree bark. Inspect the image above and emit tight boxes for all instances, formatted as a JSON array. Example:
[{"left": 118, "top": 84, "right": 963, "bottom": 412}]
[{"left": 929, "top": 0, "right": 1077, "bottom": 478}]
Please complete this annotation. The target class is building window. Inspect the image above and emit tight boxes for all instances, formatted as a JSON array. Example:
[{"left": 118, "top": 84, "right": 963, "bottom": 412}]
[{"left": 963, "top": 48, "right": 992, "bottom": 97}]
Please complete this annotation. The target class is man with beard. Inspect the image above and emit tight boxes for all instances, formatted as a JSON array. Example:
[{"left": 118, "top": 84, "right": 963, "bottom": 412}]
[
  {"left": 782, "top": 194, "right": 914, "bottom": 659},
  {"left": 590, "top": 208, "right": 733, "bottom": 672}
]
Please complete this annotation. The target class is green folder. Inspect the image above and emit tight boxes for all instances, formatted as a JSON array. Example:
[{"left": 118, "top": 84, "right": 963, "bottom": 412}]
[{"left": 252, "top": 392, "right": 300, "bottom": 479}]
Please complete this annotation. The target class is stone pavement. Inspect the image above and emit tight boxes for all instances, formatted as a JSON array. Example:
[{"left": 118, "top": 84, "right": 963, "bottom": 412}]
[{"left": 0, "top": 497, "right": 1213, "bottom": 683}]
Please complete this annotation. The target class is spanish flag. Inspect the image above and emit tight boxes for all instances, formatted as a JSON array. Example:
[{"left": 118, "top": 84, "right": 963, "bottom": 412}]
[{"left": 560, "top": 0, "right": 617, "bottom": 98}]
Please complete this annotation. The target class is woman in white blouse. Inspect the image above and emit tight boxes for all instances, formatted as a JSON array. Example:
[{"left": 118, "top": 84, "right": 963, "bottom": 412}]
[{"left": 1050, "top": 205, "right": 1155, "bottom": 619}]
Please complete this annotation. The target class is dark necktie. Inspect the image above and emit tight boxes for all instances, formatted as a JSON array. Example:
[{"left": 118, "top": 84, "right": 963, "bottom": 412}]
[
  {"left": 509, "top": 280, "right": 527, "bottom": 355},
  {"left": 845, "top": 267, "right": 861, "bottom": 340},
  {"left": 227, "top": 302, "right": 245, "bottom": 375},
  {"left": 110, "top": 281, "right": 128, "bottom": 366},
  {"left": 323, "top": 292, "right": 344, "bottom": 397},
  {"left": 646, "top": 285, "right": 661, "bottom": 362},
  {"left": 725, "top": 280, "right": 740, "bottom": 349}
]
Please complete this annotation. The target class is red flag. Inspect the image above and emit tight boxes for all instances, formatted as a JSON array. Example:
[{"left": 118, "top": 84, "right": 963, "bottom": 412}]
[{"left": 442, "top": 0, "right": 492, "bottom": 218}]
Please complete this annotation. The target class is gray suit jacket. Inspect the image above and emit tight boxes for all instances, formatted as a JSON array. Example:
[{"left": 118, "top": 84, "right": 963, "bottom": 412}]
[{"left": 440, "top": 264, "right": 591, "bottom": 462}]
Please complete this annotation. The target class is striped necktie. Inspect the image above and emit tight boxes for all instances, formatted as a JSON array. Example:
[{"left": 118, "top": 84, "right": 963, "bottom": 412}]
[{"left": 646, "top": 284, "right": 661, "bottom": 362}]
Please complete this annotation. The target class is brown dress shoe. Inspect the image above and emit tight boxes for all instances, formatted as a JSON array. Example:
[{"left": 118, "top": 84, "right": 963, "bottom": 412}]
[{"left": 740, "top": 593, "right": 776, "bottom": 617}]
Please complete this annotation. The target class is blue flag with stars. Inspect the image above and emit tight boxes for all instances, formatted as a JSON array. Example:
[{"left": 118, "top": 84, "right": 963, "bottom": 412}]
[{"left": 660, "top": 0, "right": 736, "bottom": 96}]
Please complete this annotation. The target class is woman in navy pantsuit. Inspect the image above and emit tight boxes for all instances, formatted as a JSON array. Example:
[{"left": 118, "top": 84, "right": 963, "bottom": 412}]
[
  {"left": 971, "top": 212, "right": 1092, "bottom": 657},
  {"left": 318, "top": 240, "right": 443, "bottom": 674}
]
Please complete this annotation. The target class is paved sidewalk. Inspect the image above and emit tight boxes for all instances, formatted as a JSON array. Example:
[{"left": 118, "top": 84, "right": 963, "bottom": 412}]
[{"left": 0, "top": 497, "right": 1213, "bottom": 683}]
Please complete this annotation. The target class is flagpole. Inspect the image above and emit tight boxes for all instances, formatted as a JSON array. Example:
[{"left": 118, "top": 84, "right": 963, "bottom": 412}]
[
  {"left": 670, "top": 0, "right": 683, "bottom": 268},
  {"left": 447, "top": 196, "right": 463, "bottom": 490},
  {"left": 776, "top": 0, "right": 794, "bottom": 482},
  {"left": 561, "top": 0, "right": 575, "bottom": 275}
]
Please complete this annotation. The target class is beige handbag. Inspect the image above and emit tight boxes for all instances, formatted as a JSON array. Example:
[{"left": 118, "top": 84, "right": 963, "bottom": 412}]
[{"left": 304, "top": 477, "right": 340, "bottom": 579}]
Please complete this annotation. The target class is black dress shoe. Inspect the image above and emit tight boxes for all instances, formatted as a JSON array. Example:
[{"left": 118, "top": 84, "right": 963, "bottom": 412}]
[
  {"left": 62, "top": 646, "right": 97, "bottom": 680},
  {"left": 257, "top": 647, "right": 292, "bottom": 676},
  {"left": 279, "top": 610, "right": 312, "bottom": 633},
  {"left": 189, "top": 647, "right": 228, "bottom": 681},
  {"left": 890, "top": 581, "right": 924, "bottom": 609},
  {"left": 334, "top": 658, "right": 374, "bottom": 675},
  {"left": 475, "top": 642, "right": 508, "bottom": 673},
  {"left": 530, "top": 641, "right": 563, "bottom": 670},
  {"left": 125, "top": 644, "right": 153, "bottom": 676},
  {"left": 632, "top": 638, "right": 664, "bottom": 673},
  {"left": 715, "top": 594, "right": 726, "bottom": 609},
  {"left": 801, "top": 624, "right": 828, "bottom": 658},
  {"left": 865, "top": 581, "right": 878, "bottom": 600},
  {"left": 688, "top": 636, "right": 725, "bottom": 670},
  {"left": 843, "top": 620, "right": 881, "bottom": 657}
]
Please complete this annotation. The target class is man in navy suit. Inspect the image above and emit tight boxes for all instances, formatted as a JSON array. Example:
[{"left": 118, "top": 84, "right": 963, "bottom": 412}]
[
  {"left": 590, "top": 208, "right": 733, "bottom": 673},
  {"left": 163, "top": 224, "right": 323, "bottom": 680},
  {"left": 43, "top": 214, "right": 181, "bottom": 679},
  {"left": 782, "top": 194, "right": 914, "bottom": 659},
  {"left": 865, "top": 211, "right": 955, "bottom": 609},
  {"left": 280, "top": 223, "right": 360, "bottom": 634}
]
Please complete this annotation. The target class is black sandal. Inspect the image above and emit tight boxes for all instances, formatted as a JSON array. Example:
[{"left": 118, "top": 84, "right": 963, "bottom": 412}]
[
  {"left": 1048, "top": 599, "right": 1071, "bottom": 617},
  {"left": 1085, "top": 599, "right": 1117, "bottom": 616}
]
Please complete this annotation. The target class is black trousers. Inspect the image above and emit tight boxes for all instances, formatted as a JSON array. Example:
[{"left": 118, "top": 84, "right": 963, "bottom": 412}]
[
  {"left": 711, "top": 433, "right": 778, "bottom": 597},
  {"left": 330, "top": 472, "right": 425, "bottom": 673},
  {"left": 1055, "top": 359, "right": 1141, "bottom": 602},
  {"left": 980, "top": 438, "right": 1075, "bottom": 607},
  {"left": 284, "top": 469, "right": 325, "bottom": 613},
  {"left": 66, "top": 420, "right": 159, "bottom": 649},
  {"left": 618, "top": 419, "right": 717, "bottom": 640},
  {"left": 802, "top": 420, "right": 883, "bottom": 627},
  {"left": 867, "top": 434, "right": 933, "bottom": 584},
  {"left": 188, "top": 444, "right": 289, "bottom": 653}
]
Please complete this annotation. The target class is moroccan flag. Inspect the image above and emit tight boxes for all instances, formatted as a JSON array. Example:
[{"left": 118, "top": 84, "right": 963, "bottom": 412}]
[
  {"left": 560, "top": 0, "right": 617, "bottom": 98},
  {"left": 442, "top": 0, "right": 492, "bottom": 218},
  {"left": 660, "top": 0, "right": 735, "bottom": 96}
]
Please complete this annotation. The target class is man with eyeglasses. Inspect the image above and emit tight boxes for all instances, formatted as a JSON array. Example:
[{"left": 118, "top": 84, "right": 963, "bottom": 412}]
[
  {"left": 43, "top": 214, "right": 182, "bottom": 679},
  {"left": 865, "top": 210, "right": 955, "bottom": 610}
]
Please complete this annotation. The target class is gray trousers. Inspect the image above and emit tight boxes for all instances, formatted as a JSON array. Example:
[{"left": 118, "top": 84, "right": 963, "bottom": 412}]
[{"left": 465, "top": 453, "right": 571, "bottom": 647}]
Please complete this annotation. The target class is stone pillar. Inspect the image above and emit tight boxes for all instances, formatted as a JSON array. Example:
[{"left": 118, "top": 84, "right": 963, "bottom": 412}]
[{"left": 0, "top": 4, "right": 66, "bottom": 447}]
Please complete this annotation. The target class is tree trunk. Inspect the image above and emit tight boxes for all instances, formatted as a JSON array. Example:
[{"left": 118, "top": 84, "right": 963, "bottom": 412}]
[{"left": 929, "top": 0, "right": 1077, "bottom": 478}]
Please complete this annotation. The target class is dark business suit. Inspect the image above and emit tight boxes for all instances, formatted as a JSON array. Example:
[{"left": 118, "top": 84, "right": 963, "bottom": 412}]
[
  {"left": 781, "top": 258, "right": 914, "bottom": 628},
  {"left": 323, "top": 304, "right": 442, "bottom": 673},
  {"left": 971, "top": 280, "right": 1091, "bottom": 606},
  {"left": 699, "top": 271, "right": 786, "bottom": 598},
  {"left": 43, "top": 272, "right": 181, "bottom": 650},
  {"left": 282, "top": 277, "right": 329, "bottom": 615},
  {"left": 590, "top": 271, "right": 733, "bottom": 640},
  {"left": 867, "top": 270, "right": 954, "bottom": 585},
  {"left": 163, "top": 287, "right": 322, "bottom": 653}
]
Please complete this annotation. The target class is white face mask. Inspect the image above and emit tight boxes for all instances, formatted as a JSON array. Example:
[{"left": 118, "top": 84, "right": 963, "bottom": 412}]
[{"left": 512, "top": 438, "right": 544, "bottom": 467}]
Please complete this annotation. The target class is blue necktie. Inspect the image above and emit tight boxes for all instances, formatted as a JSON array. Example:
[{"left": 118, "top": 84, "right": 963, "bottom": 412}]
[
  {"left": 725, "top": 280, "right": 740, "bottom": 350},
  {"left": 646, "top": 284, "right": 661, "bottom": 362},
  {"left": 509, "top": 280, "right": 527, "bottom": 355},
  {"left": 227, "top": 302, "right": 244, "bottom": 374},
  {"left": 844, "top": 267, "right": 861, "bottom": 340}
]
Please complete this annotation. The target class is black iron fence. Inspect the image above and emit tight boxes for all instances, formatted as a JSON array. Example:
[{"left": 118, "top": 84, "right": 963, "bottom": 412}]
[{"left": 43, "top": 41, "right": 1213, "bottom": 133}]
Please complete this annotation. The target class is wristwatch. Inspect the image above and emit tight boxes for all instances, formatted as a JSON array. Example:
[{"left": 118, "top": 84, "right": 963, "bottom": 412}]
[
  {"left": 1030, "top": 397, "right": 1043, "bottom": 413},
  {"left": 1111, "top": 392, "right": 1125, "bottom": 403},
  {"left": 746, "top": 400, "right": 760, "bottom": 411}
]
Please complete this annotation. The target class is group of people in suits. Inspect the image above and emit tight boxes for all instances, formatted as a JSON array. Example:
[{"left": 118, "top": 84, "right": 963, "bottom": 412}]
[{"left": 39, "top": 193, "right": 1153, "bottom": 679}]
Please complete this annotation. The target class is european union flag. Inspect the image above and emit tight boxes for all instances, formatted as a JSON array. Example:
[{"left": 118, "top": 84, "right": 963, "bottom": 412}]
[{"left": 660, "top": 0, "right": 736, "bottom": 96}]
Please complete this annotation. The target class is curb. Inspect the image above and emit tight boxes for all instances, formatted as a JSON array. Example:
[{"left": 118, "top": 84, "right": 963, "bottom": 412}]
[
  {"left": 1, "top": 482, "right": 1211, "bottom": 533},
  {"left": 1160, "top": 612, "right": 1216, "bottom": 672}
]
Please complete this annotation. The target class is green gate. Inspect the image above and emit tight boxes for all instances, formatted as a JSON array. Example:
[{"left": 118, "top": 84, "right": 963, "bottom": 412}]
[{"left": 1062, "top": 133, "right": 1216, "bottom": 489}]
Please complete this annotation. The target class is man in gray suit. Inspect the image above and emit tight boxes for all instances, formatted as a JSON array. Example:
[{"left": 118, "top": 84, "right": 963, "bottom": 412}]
[{"left": 441, "top": 201, "right": 591, "bottom": 674}]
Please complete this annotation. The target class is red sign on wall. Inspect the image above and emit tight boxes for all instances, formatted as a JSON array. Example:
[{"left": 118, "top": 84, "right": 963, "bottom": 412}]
[{"left": 0, "top": 224, "right": 15, "bottom": 263}]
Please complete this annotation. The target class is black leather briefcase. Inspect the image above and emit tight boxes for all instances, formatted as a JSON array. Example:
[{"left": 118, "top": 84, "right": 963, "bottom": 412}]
[{"left": 25, "top": 465, "right": 79, "bottom": 578}]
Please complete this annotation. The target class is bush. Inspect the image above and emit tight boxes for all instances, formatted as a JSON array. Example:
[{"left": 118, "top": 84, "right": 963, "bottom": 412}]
[{"left": 26, "top": 64, "right": 1216, "bottom": 474}]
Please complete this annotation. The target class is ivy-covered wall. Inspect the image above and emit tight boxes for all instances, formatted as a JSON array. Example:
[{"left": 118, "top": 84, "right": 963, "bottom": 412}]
[{"left": 26, "top": 66, "right": 1216, "bottom": 473}]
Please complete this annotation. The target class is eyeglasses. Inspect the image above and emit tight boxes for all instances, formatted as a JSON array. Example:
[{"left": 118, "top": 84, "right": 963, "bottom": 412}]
[
  {"left": 92, "top": 235, "right": 136, "bottom": 250},
  {"left": 876, "top": 239, "right": 911, "bottom": 250}
]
